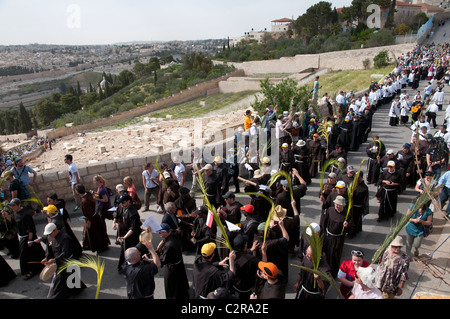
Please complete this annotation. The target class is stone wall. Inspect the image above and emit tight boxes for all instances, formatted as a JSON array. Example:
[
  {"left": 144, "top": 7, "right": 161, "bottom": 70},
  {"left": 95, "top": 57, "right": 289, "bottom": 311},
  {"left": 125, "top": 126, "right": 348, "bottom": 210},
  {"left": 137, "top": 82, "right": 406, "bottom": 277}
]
[
  {"left": 21, "top": 132, "right": 236, "bottom": 204},
  {"left": 225, "top": 43, "right": 416, "bottom": 76}
]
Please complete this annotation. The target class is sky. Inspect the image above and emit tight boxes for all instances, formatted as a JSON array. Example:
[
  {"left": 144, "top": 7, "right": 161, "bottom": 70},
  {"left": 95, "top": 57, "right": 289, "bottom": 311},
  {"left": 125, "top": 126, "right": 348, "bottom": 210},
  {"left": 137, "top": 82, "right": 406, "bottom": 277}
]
[{"left": 0, "top": 0, "right": 352, "bottom": 46}]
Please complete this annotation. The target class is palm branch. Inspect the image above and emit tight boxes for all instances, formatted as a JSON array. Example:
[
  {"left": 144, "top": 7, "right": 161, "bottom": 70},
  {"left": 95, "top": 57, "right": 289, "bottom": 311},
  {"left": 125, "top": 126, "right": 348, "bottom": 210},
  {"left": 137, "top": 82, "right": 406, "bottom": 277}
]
[
  {"left": 238, "top": 191, "right": 275, "bottom": 243},
  {"left": 317, "top": 119, "right": 334, "bottom": 150},
  {"left": 342, "top": 159, "right": 365, "bottom": 234},
  {"left": 370, "top": 134, "right": 383, "bottom": 157},
  {"left": 304, "top": 222, "right": 324, "bottom": 288},
  {"left": 22, "top": 185, "right": 44, "bottom": 208},
  {"left": 268, "top": 170, "right": 293, "bottom": 200},
  {"left": 371, "top": 189, "right": 432, "bottom": 265},
  {"left": 59, "top": 254, "right": 105, "bottom": 299},
  {"left": 195, "top": 164, "right": 232, "bottom": 251},
  {"left": 319, "top": 158, "right": 342, "bottom": 194}
]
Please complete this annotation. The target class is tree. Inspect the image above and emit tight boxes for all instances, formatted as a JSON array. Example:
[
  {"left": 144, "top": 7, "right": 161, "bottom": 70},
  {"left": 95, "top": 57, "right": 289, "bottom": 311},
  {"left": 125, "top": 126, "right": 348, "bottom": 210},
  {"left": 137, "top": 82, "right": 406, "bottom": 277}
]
[
  {"left": 35, "top": 99, "right": 61, "bottom": 126},
  {"left": 18, "top": 102, "right": 32, "bottom": 133},
  {"left": 60, "top": 93, "right": 80, "bottom": 114},
  {"left": 384, "top": 0, "right": 396, "bottom": 29}
]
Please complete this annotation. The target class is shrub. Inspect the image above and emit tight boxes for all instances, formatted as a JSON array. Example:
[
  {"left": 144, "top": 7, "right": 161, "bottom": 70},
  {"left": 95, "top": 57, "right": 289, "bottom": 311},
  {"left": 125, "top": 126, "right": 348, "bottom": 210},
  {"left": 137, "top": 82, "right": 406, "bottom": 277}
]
[{"left": 373, "top": 50, "right": 391, "bottom": 69}]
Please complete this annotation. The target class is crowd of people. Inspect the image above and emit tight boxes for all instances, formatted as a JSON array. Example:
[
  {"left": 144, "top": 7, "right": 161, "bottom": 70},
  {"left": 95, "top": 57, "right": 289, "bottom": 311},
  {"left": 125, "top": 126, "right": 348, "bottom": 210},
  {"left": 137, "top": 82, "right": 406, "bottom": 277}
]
[{"left": 0, "top": 43, "right": 449, "bottom": 300}]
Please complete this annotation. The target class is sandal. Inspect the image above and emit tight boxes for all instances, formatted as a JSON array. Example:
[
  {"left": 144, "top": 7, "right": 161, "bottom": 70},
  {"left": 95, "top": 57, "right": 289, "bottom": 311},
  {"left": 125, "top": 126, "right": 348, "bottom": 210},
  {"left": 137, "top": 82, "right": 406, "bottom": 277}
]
[{"left": 22, "top": 273, "right": 33, "bottom": 280}]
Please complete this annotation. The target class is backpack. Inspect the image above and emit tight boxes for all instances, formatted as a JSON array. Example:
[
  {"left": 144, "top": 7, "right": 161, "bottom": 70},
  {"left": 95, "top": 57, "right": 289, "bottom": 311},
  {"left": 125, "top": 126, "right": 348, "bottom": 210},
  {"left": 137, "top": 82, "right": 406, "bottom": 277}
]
[{"left": 12, "top": 166, "right": 30, "bottom": 200}]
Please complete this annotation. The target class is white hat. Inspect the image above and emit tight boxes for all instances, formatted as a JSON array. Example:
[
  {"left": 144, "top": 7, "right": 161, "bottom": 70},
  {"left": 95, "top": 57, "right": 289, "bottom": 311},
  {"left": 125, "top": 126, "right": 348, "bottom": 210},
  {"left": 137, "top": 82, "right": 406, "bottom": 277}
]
[
  {"left": 387, "top": 149, "right": 395, "bottom": 155},
  {"left": 296, "top": 140, "right": 306, "bottom": 147},
  {"left": 43, "top": 223, "right": 57, "bottom": 236},
  {"left": 203, "top": 164, "right": 213, "bottom": 170},
  {"left": 387, "top": 160, "right": 395, "bottom": 167},
  {"left": 334, "top": 195, "right": 346, "bottom": 206},
  {"left": 163, "top": 171, "right": 171, "bottom": 179},
  {"left": 391, "top": 235, "right": 404, "bottom": 247},
  {"left": 336, "top": 181, "right": 346, "bottom": 188},
  {"left": 305, "top": 223, "right": 320, "bottom": 236},
  {"left": 357, "top": 266, "right": 377, "bottom": 289},
  {"left": 281, "top": 143, "right": 289, "bottom": 148}
]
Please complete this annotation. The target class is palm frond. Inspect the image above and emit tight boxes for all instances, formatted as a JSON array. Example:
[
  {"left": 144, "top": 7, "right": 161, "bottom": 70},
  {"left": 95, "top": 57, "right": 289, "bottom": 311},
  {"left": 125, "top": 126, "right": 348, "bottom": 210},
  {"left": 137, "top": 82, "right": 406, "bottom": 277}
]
[
  {"left": 304, "top": 222, "right": 324, "bottom": 288},
  {"left": 319, "top": 158, "right": 342, "bottom": 194},
  {"left": 23, "top": 185, "right": 44, "bottom": 208},
  {"left": 317, "top": 119, "right": 334, "bottom": 149},
  {"left": 268, "top": 170, "right": 293, "bottom": 200},
  {"left": 342, "top": 159, "right": 365, "bottom": 234},
  {"left": 59, "top": 254, "right": 105, "bottom": 299},
  {"left": 371, "top": 189, "right": 432, "bottom": 265},
  {"left": 195, "top": 164, "right": 232, "bottom": 251},
  {"left": 290, "top": 264, "right": 344, "bottom": 299}
]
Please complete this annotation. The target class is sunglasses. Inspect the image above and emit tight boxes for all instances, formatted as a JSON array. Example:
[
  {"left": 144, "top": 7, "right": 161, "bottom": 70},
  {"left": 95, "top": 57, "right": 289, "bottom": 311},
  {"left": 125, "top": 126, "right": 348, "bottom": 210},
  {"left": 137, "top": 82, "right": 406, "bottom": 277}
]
[{"left": 351, "top": 250, "right": 364, "bottom": 257}]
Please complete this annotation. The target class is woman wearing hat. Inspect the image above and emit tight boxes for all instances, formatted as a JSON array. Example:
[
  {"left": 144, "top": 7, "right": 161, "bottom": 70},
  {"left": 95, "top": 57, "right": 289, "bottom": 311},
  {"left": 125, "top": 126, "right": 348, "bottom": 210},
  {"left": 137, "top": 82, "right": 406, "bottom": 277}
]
[
  {"left": 349, "top": 266, "right": 383, "bottom": 299},
  {"left": 337, "top": 249, "right": 371, "bottom": 298}
]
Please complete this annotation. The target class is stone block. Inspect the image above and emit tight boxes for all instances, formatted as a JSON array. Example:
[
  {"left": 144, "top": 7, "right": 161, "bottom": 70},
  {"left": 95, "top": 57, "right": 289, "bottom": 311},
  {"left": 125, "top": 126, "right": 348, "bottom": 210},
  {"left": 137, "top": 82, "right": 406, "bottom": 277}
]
[
  {"left": 87, "top": 164, "right": 107, "bottom": 175},
  {"left": 116, "top": 159, "right": 133, "bottom": 170}
]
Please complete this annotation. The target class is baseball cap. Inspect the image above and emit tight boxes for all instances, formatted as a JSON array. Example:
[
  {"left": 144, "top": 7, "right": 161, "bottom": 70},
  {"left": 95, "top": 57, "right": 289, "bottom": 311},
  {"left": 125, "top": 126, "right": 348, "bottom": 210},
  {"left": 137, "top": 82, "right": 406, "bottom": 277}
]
[
  {"left": 43, "top": 205, "right": 58, "bottom": 215},
  {"left": 336, "top": 181, "right": 346, "bottom": 188},
  {"left": 201, "top": 242, "right": 216, "bottom": 258},
  {"left": 43, "top": 223, "right": 57, "bottom": 235},
  {"left": 240, "top": 204, "right": 254, "bottom": 214},
  {"left": 258, "top": 261, "right": 278, "bottom": 279}
]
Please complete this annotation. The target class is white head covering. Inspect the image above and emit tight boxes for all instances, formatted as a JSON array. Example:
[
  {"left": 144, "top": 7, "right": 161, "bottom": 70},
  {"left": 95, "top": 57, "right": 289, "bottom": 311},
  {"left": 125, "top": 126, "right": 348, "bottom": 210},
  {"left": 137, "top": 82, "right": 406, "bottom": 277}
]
[{"left": 357, "top": 266, "right": 377, "bottom": 289}]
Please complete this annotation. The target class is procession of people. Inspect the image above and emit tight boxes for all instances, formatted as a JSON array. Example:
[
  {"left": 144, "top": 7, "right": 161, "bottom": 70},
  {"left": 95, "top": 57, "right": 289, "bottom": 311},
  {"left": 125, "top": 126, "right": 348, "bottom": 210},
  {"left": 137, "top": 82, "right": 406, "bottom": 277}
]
[{"left": 0, "top": 43, "right": 449, "bottom": 301}]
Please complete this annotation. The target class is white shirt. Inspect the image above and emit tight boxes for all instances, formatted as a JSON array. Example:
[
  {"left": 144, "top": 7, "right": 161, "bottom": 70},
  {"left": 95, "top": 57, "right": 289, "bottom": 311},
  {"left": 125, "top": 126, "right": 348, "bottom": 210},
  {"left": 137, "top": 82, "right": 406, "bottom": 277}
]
[
  {"left": 174, "top": 163, "right": 185, "bottom": 184},
  {"left": 275, "top": 120, "right": 285, "bottom": 139},
  {"left": 336, "top": 94, "right": 346, "bottom": 105},
  {"left": 68, "top": 162, "right": 79, "bottom": 185},
  {"left": 426, "top": 102, "right": 439, "bottom": 113},
  {"left": 432, "top": 91, "right": 445, "bottom": 104}
]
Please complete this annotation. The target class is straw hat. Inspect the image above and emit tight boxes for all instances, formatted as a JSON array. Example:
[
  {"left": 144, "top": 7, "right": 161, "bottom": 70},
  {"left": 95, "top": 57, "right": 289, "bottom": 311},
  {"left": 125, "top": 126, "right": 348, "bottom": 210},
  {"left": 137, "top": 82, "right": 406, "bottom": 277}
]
[
  {"left": 390, "top": 235, "right": 404, "bottom": 247},
  {"left": 40, "top": 263, "right": 57, "bottom": 281},
  {"left": 333, "top": 195, "right": 346, "bottom": 206},
  {"left": 273, "top": 205, "right": 287, "bottom": 221}
]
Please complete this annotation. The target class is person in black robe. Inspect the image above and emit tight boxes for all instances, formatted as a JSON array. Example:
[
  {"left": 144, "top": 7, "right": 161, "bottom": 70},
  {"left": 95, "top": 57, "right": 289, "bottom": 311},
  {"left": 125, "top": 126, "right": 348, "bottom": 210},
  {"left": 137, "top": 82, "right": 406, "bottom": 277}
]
[
  {"left": 191, "top": 206, "right": 216, "bottom": 256},
  {"left": 292, "top": 139, "right": 311, "bottom": 184},
  {"left": 120, "top": 245, "right": 160, "bottom": 299},
  {"left": 0, "top": 201, "right": 19, "bottom": 259},
  {"left": 0, "top": 253, "right": 16, "bottom": 287},
  {"left": 193, "top": 242, "right": 236, "bottom": 299},
  {"left": 321, "top": 195, "right": 348, "bottom": 278},
  {"left": 156, "top": 223, "right": 190, "bottom": 299},
  {"left": 396, "top": 143, "right": 415, "bottom": 191},
  {"left": 8, "top": 198, "right": 45, "bottom": 280},
  {"left": 46, "top": 193, "right": 81, "bottom": 253},
  {"left": 41, "top": 223, "right": 86, "bottom": 299},
  {"left": 294, "top": 246, "right": 330, "bottom": 299},
  {"left": 217, "top": 191, "right": 242, "bottom": 259},
  {"left": 117, "top": 193, "right": 142, "bottom": 271},
  {"left": 251, "top": 261, "right": 287, "bottom": 299},
  {"left": 308, "top": 134, "right": 322, "bottom": 178},
  {"left": 213, "top": 158, "right": 229, "bottom": 207},
  {"left": 366, "top": 136, "right": 386, "bottom": 185},
  {"left": 337, "top": 117, "right": 353, "bottom": 153},
  {"left": 230, "top": 233, "right": 259, "bottom": 299},
  {"left": 377, "top": 162, "right": 401, "bottom": 222},
  {"left": 349, "top": 115, "right": 363, "bottom": 151},
  {"left": 174, "top": 187, "right": 197, "bottom": 251},
  {"left": 412, "top": 70, "right": 420, "bottom": 90},
  {"left": 347, "top": 172, "right": 369, "bottom": 239},
  {"left": 279, "top": 144, "right": 295, "bottom": 172},
  {"left": 203, "top": 164, "right": 219, "bottom": 208}
]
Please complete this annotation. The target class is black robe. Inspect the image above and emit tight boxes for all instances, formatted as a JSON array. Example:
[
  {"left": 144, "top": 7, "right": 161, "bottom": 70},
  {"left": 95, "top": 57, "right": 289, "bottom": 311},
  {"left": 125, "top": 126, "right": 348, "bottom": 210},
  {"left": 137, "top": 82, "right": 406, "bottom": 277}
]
[
  {"left": 295, "top": 253, "right": 330, "bottom": 299},
  {"left": 158, "top": 231, "right": 189, "bottom": 299},
  {"left": 45, "top": 229, "right": 85, "bottom": 299}
]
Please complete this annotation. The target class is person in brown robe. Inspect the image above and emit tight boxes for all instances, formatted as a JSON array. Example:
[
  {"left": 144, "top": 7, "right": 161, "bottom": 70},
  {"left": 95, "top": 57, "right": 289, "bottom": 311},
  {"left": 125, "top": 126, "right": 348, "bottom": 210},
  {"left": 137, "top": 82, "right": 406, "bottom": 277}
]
[
  {"left": 308, "top": 133, "right": 322, "bottom": 178},
  {"left": 75, "top": 184, "right": 110, "bottom": 253}
]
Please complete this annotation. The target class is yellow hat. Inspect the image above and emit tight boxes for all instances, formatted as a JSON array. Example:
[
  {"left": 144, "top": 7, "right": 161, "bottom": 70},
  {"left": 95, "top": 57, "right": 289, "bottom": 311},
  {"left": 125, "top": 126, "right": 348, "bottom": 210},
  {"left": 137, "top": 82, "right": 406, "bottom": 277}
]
[
  {"left": 43, "top": 205, "right": 58, "bottom": 215},
  {"left": 201, "top": 242, "right": 216, "bottom": 258}
]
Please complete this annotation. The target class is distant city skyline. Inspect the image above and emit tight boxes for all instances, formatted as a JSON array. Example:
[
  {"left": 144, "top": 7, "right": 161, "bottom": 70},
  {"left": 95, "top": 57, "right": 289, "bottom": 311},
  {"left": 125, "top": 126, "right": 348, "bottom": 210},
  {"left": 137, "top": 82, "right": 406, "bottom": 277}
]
[{"left": 0, "top": 0, "right": 351, "bottom": 46}]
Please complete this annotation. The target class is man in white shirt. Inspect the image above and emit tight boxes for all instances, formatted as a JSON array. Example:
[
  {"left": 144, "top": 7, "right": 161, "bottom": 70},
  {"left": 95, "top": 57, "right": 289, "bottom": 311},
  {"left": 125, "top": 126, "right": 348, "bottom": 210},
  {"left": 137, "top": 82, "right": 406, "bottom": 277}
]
[
  {"left": 64, "top": 154, "right": 81, "bottom": 211},
  {"left": 142, "top": 163, "right": 159, "bottom": 212},
  {"left": 172, "top": 156, "right": 186, "bottom": 187},
  {"left": 431, "top": 87, "right": 445, "bottom": 111},
  {"left": 426, "top": 101, "right": 439, "bottom": 128}
]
